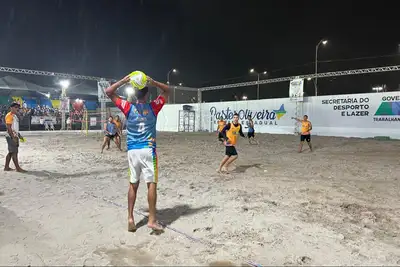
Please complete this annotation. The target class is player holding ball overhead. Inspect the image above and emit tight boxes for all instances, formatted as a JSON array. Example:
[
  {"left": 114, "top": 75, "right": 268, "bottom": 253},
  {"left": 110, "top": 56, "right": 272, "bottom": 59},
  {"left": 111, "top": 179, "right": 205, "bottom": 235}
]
[{"left": 105, "top": 71, "right": 169, "bottom": 233}]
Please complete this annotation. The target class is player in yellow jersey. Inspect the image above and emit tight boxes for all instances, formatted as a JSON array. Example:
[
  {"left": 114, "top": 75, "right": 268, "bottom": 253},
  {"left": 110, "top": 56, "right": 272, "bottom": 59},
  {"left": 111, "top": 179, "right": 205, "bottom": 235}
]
[
  {"left": 292, "top": 115, "right": 313, "bottom": 153},
  {"left": 217, "top": 116, "right": 226, "bottom": 142},
  {"left": 217, "top": 113, "right": 245, "bottom": 173}
]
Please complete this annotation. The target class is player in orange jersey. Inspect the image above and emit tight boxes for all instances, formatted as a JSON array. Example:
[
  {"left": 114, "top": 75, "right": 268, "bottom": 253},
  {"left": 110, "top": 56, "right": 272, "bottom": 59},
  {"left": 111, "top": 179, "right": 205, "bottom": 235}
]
[
  {"left": 113, "top": 115, "right": 123, "bottom": 151},
  {"left": 216, "top": 116, "right": 226, "bottom": 142},
  {"left": 292, "top": 115, "right": 313, "bottom": 153}
]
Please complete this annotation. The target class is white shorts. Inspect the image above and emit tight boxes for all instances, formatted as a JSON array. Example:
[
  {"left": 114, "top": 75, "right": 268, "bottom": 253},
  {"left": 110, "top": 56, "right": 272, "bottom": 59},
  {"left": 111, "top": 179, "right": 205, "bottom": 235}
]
[{"left": 127, "top": 148, "right": 158, "bottom": 184}]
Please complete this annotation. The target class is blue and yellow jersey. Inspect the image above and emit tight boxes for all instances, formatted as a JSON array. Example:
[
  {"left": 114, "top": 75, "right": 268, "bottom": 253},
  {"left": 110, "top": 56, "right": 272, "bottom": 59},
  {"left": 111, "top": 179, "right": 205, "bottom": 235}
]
[{"left": 115, "top": 96, "right": 166, "bottom": 150}]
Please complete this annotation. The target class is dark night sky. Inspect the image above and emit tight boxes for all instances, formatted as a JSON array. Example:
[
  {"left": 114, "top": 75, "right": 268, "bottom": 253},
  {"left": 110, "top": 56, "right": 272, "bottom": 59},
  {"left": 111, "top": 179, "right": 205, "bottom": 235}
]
[{"left": 0, "top": 0, "right": 399, "bottom": 99}]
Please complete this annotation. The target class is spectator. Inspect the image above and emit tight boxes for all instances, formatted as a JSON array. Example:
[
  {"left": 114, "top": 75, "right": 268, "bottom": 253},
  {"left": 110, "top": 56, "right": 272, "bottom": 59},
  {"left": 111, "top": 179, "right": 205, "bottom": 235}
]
[{"left": 66, "top": 117, "right": 72, "bottom": 130}]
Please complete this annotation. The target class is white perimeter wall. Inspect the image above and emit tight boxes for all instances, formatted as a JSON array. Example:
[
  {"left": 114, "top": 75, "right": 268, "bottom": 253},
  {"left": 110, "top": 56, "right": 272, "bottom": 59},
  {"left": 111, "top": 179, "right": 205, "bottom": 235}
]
[{"left": 111, "top": 92, "right": 400, "bottom": 139}]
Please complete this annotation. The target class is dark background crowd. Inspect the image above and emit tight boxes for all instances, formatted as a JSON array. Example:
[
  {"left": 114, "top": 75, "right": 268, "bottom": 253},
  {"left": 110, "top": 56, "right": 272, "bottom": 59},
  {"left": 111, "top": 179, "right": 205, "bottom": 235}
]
[{"left": 0, "top": 104, "right": 61, "bottom": 124}]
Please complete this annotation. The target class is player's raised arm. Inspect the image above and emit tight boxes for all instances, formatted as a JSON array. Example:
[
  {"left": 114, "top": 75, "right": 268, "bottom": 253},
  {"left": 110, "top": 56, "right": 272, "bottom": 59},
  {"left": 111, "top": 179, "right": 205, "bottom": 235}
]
[
  {"left": 105, "top": 75, "right": 130, "bottom": 102},
  {"left": 291, "top": 117, "right": 301, "bottom": 122},
  {"left": 147, "top": 76, "right": 170, "bottom": 99},
  {"left": 147, "top": 76, "right": 169, "bottom": 116},
  {"left": 105, "top": 75, "right": 132, "bottom": 117}
]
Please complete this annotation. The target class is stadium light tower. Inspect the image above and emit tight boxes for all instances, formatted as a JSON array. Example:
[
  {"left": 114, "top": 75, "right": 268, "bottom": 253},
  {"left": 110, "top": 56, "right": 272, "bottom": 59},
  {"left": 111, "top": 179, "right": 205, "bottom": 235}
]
[
  {"left": 167, "top": 68, "right": 179, "bottom": 104},
  {"left": 249, "top": 69, "right": 267, "bottom": 100},
  {"left": 59, "top": 79, "right": 70, "bottom": 130},
  {"left": 60, "top": 79, "right": 70, "bottom": 88},
  {"left": 315, "top": 39, "right": 328, "bottom": 96},
  {"left": 60, "top": 79, "right": 70, "bottom": 98},
  {"left": 167, "top": 68, "right": 178, "bottom": 85}
]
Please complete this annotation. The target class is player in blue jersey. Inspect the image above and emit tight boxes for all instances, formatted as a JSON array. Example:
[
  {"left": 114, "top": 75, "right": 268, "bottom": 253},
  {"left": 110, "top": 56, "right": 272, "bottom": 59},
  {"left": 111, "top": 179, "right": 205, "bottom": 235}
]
[
  {"left": 105, "top": 74, "right": 169, "bottom": 233},
  {"left": 101, "top": 115, "right": 119, "bottom": 153},
  {"left": 246, "top": 115, "right": 258, "bottom": 145}
]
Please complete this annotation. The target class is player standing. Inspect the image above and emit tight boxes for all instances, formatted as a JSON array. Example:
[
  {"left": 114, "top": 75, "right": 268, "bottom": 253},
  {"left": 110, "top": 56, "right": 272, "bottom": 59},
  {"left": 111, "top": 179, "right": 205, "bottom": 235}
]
[
  {"left": 101, "top": 115, "right": 119, "bottom": 153},
  {"left": 246, "top": 115, "right": 258, "bottom": 144},
  {"left": 292, "top": 115, "right": 313, "bottom": 153},
  {"left": 114, "top": 115, "right": 123, "bottom": 151},
  {"left": 217, "top": 113, "right": 245, "bottom": 173},
  {"left": 4, "top": 102, "right": 26, "bottom": 172},
  {"left": 105, "top": 74, "right": 168, "bottom": 233}
]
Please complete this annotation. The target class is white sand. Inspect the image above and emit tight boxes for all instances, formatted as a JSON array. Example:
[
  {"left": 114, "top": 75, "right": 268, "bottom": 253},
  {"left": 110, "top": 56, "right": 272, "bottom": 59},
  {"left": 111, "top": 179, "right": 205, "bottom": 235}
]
[{"left": 1, "top": 132, "right": 400, "bottom": 266}]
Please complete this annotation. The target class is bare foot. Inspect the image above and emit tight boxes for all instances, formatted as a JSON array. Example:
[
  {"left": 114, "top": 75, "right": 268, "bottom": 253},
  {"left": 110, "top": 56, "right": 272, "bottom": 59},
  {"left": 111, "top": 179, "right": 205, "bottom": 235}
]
[
  {"left": 16, "top": 168, "right": 27, "bottom": 173},
  {"left": 148, "top": 222, "right": 164, "bottom": 234},
  {"left": 4, "top": 167, "right": 14, "bottom": 171},
  {"left": 106, "top": 147, "right": 110, "bottom": 150},
  {"left": 128, "top": 219, "right": 136, "bottom": 232}
]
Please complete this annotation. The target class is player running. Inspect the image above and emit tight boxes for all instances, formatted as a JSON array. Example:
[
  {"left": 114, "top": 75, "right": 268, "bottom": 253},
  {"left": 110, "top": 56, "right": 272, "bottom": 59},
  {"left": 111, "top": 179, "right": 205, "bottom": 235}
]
[
  {"left": 292, "top": 115, "right": 313, "bottom": 153},
  {"left": 246, "top": 115, "right": 258, "bottom": 145},
  {"left": 217, "top": 116, "right": 226, "bottom": 142},
  {"left": 217, "top": 113, "right": 245, "bottom": 173},
  {"left": 105, "top": 74, "right": 168, "bottom": 233}
]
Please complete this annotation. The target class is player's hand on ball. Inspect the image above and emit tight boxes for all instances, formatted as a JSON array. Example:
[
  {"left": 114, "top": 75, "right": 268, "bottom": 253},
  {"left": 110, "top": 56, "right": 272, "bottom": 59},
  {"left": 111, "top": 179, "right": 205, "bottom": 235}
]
[
  {"left": 146, "top": 76, "right": 154, "bottom": 86},
  {"left": 122, "top": 75, "right": 131, "bottom": 84}
]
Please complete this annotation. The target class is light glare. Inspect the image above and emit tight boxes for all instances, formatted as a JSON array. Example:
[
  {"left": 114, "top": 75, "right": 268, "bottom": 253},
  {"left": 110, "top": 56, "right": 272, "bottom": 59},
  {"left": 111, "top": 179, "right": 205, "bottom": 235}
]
[
  {"left": 60, "top": 80, "right": 70, "bottom": 88},
  {"left": 125, "top": 86, "right": 135, "bottom": 95}
]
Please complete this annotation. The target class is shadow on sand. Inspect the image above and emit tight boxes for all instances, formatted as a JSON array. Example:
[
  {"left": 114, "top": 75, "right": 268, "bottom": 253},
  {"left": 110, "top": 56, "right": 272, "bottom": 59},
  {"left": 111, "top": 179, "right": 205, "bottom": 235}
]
[
  {"left": 24, "top": 168, "right": 122, "bottom": 180},
  {"left": 135, "top": 204, "right": 214, "bottom": 230},
  {"left": 234, "top": 163, "right": 262, "bottom": 173}
]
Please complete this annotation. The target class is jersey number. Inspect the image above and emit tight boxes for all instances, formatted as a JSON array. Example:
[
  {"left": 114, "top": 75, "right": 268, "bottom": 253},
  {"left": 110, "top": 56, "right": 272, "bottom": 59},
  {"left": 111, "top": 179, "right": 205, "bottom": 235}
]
[{"left": 138, "top": 122, "right": 145, "bottom": 132}]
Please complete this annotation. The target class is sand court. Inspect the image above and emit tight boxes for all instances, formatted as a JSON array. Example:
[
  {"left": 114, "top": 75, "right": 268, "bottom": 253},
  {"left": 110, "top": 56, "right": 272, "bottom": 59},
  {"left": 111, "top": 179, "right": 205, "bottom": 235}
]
[{"left": 1, "top": 132, "right": 400, "bottom": 266}]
